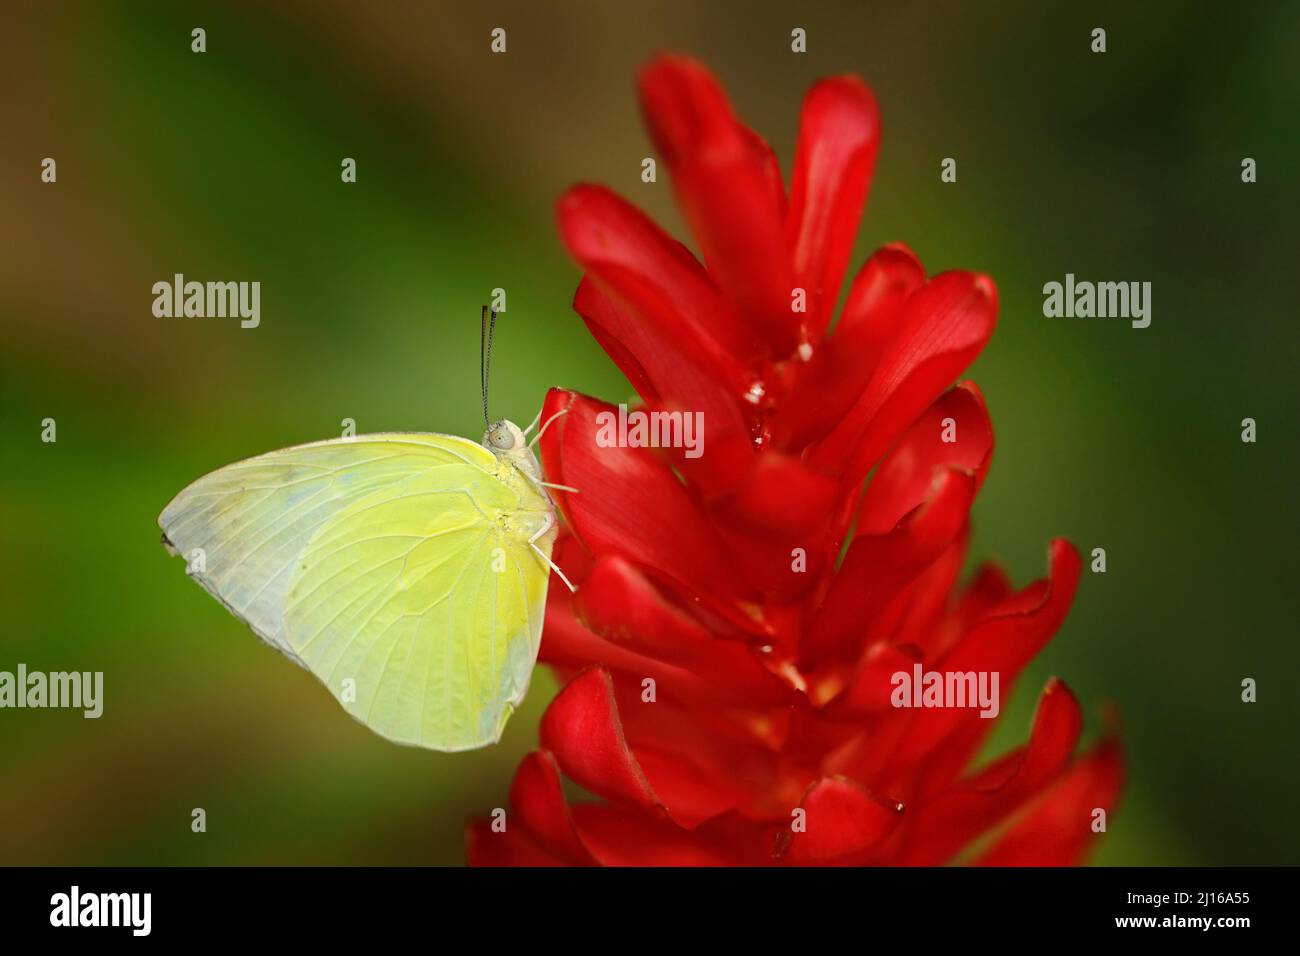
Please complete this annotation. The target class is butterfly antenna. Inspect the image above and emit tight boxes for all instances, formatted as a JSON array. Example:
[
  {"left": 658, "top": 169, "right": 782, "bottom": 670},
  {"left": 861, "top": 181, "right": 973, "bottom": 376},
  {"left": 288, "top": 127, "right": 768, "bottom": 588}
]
[{"left": 479, "top": 305, "right": 494, "bottom": 428}]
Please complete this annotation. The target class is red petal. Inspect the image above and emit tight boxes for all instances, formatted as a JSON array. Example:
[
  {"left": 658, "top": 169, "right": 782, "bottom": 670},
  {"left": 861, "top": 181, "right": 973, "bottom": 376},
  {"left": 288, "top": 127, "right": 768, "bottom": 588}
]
[
  {"left": 776, "top": 776, "right": 904, "bottom": 865},
  {"left": 633, "top": 748, "right": 759, "bottom": 829},
  {"left": 773, "top": 243, "right": 925, "bottom": 451},
  {"left": 805, "top": 468, "right": 976, "bottom": 666},
  {"left": 940, "top": 539, "right": 1082, "bottom": 681},
  {"left": 543, "top": 618, "right": 783, "bottom": 828},
  {"left": 837, "top": 242, "right": 927, "bottom": 341},
  {"left": 858, "top": 382, "right": 993, "bottom": 535},
  {"left": 539, "top": 667, "right": 666, "bottom": 816},
  {"left": 787, "top": 76, "right": 882, "bottom": 341},
  {"left": 711, "top": 450, "right": 843, "bottom": 537},
  {"left": 576, "top": 556, "right": 725, "bottom": 664},
  {"left": 975, "top": 735, "right": 1124, "bottom": 866},
  {"left": 549, "top": 531, "right": 594, "bottom": 591},
  {"left": 570, "top": 279, "right": 660, "bottom": 404},
  {"left": 574, "top": 556, "right": 791, "bottom": 705},
  {"left": 741, "top": 126, "right": 789, "bottom": 221},
  {"left": 874, "top": 540, "right": 1083, "bottom": 797},
  {"left": 815, "top": 641, "right": 921, "bottom": 715},
  {"left": 559, "top": 187, "right": 760, "bottom": 378},
  {"left": 610, "top": 681, "right": 783, "bottom": 812},
  {"left": 538, "top": 388, "right": 748, "bottom": 602},
  {"left": 465, "top": 818, "right": 567, "bottom": 866},
  {"left": 809, "top": 271, "right": 998, "bottom": 489},
  {"left": 884, "top": 531, "right": 970, "bottom": 661},
  {"left": 563, "top": 285, "right": 757, "bottom": 499},
  {"left": 899, "top": 678, "right": 1084, "bottom": 865},
  {"left": 571, "top": 803, "right": 738, "bottom": 866},
  {"left": 706, "top": 516, "right": 846, "bottom": 606},
  {"left": 880, "top": 547, "right": 1003, "bottom": 668},
  {"left": 543, "top": 648, "right": 779, "bottom": 831},
  {"left": 819, "top": 699, "right": 915, "bottom": 791},
  {"left": 542, "top": 591, "right": 773, "bottom": 708},
  {"left": 951, "top": 563, "right": 1014, "bottom": 633},
  {"left": 638, "top": 55, "right": 796, "bottom": 355},
  {"left": 508, "top": 750, "right": 596, "bottom": 865}
]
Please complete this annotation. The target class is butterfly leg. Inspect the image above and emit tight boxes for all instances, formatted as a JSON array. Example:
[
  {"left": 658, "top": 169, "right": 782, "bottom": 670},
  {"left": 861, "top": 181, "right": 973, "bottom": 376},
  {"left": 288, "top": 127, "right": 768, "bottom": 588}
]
[
  {"left": 538, "top": 478, "right": 580, "bottom": 494},
  {"left": 528, "top": 407, "right": 570, "bottom": 450},
  {"left": 540, "top": 481, "right": 578, "bottom": 492},
  {"left": 521, "top": 466, "right": 580, "bottom": 496},
  {"left": 521, "top": 407, "right": 544, "bottom": 437},
  {"left": 529, "top": 513, "right": 576, "bottom": 593}
]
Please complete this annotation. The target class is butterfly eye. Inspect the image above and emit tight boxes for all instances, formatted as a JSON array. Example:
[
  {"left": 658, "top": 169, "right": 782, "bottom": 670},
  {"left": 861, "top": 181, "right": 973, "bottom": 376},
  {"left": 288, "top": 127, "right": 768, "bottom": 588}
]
[{"left": 489, "top": 425, "right": 515, "bottom": 450}]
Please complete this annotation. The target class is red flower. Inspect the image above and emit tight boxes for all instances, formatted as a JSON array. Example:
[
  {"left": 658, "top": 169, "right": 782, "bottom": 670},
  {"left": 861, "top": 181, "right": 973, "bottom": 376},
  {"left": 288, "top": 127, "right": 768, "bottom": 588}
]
[{"left": 467, "top": 55, "right": 1123, "bottom": 866}]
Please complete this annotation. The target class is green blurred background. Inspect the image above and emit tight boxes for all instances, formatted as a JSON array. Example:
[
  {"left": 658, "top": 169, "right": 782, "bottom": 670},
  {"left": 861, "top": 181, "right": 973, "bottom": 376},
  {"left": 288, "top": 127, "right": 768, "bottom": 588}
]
[{"left": 2, "top": 1, "right": 1297, "bottom": 865}]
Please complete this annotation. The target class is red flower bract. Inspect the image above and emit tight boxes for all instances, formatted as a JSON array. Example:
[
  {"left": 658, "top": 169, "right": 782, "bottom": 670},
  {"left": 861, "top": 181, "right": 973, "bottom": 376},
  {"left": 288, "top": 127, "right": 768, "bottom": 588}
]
[{"left": 467, "top": 55, "right": 1123, "bottom": 866}]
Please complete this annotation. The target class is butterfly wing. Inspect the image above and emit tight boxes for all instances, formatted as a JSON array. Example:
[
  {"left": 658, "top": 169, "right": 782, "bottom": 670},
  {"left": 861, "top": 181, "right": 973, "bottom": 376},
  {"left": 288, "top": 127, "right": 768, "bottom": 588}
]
[{"left": 159, "top": 433, "right": 554, "bottom": 751}]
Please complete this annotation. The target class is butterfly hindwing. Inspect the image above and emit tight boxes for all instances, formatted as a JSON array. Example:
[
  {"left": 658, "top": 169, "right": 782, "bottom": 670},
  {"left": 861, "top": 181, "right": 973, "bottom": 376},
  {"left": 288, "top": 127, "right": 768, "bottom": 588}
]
[{"left": 159, "top": 432, "right": 554, "bottom": 751}]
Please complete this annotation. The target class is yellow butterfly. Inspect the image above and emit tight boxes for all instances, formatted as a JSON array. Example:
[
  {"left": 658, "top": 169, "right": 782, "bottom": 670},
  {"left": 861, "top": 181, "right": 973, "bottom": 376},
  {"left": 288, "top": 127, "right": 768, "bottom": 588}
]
[{"left": 158, "top": 308, "right": 574, "bottom": 752}]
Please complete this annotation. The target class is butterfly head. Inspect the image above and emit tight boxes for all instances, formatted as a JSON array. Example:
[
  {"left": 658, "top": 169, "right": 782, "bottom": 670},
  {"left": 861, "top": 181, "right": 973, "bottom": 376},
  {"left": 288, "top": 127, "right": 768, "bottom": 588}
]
[{"left": 484, "top": 419, "right": 526, "bottom": 455}]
